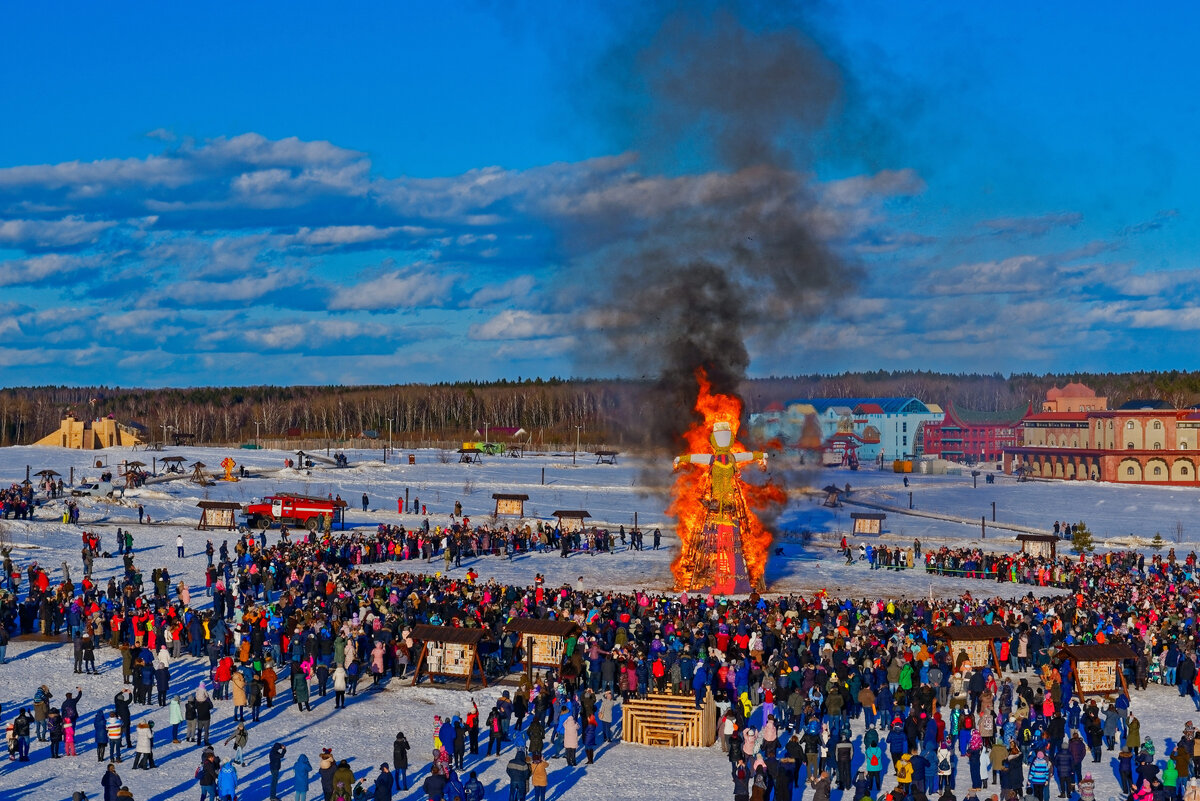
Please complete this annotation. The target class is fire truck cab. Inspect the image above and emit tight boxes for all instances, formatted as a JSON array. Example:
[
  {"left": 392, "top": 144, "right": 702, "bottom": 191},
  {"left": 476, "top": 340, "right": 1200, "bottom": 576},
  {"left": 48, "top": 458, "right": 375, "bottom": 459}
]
[{"left": 243, "top": 493, "right": 344, "bottom": 531}]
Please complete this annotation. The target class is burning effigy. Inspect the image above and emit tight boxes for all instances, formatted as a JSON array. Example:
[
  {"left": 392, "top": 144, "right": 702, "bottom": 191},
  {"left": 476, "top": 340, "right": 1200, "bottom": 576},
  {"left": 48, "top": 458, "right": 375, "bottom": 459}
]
[{"left": 670, "top": 370, "right": 786, "bottom": 594}]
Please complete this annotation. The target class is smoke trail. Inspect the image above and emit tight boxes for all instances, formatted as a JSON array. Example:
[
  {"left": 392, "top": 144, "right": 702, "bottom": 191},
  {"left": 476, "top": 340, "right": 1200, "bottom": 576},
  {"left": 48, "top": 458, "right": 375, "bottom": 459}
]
[{"left": 571, "top": 4, "right": 860, "bottom": 447}]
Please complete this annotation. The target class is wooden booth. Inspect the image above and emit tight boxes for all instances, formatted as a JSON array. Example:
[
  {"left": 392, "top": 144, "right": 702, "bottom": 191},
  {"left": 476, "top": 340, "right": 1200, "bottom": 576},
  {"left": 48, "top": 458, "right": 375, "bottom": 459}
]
[
  {"left": 552, "top": 510, "right": 590, "bottom": 533},
  {"left": 851, "top": 512, "right": 885, "bottom": 536},
  {"left": 190, "top": 462, "right": 212, "bottom": 486},
  {"left": 457, "top": 447, "right": 482, "bottom": 464},
  {"left": 492, "top": 493, "right": 529, "bottom": 518},
  {"left": 409, "top": 624, "right": 489, "bottom": 690},
  {"left": 1017, "top": 533, "right": 1058, "bottom": 560},
  {"left": 594, "top": 450, "right": 619, "bottom": 465},
  {"left": 623, "top": 686, "right": 718, "bottom": 748},
  {"left": 505, "top": 618, "right": 582, "bottom": 674},
  {"left": 935, "top": 624, "right": 1007, "bottom": 675},
  {"left": 197, "top": 501, "right": 242, "bottom": 531},
  {"left": 1057, "top": 643, "right": 1136, "bottom": 698}
]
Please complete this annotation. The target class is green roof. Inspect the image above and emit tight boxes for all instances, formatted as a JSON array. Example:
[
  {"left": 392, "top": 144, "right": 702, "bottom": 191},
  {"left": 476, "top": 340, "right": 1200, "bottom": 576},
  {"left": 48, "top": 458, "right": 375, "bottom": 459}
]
[{"left": 946, "top": 402, "right": 1029, "bottom": 426}]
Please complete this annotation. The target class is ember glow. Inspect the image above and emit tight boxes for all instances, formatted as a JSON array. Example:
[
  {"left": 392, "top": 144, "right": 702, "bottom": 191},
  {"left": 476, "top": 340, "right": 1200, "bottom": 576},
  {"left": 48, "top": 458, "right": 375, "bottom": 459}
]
[{"left": 669, "top": 369, "right": 787, "bottom": 593}]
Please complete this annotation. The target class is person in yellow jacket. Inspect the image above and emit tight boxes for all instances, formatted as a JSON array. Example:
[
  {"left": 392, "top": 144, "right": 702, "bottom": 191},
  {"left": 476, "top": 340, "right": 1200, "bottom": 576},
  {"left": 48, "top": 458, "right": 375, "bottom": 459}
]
[{"left": 896, "top": 752, "right": 914, "bottom": 786}]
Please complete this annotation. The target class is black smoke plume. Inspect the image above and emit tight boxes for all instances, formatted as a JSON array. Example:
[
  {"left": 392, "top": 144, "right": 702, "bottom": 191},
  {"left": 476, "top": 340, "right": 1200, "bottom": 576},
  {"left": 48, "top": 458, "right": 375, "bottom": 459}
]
[{"left": 571, "top": 4, "right": 861, "bottom": 447}]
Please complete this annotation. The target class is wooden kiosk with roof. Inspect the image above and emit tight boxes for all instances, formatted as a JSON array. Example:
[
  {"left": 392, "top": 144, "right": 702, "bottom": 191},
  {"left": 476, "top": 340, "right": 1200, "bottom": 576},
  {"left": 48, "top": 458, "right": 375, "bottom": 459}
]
[
  {"left": 552, "top": 510, "right": 590, "bottom": 532},
  {"left": 623, "top": 686, "right": 718, "bottom": 748},
  {"left": 492, "top": 493, "right": 529, "bottom": 517},
  {"left": 409, "top": 624, "right": 489, "bottom": 690},
  {"left": 504, "top": 618, "right": 582, "bottom": 672},
  {"left": 1017, "top": 533, "right": 1059, "bottom": 560},
  {"left": 196, "top": 501, "right": 242, "bottom": 531},
  {"left": 1057, "top": 643, "right": 1136, "bottom": 698},
  {"left": 935, "top": 625, "right": 1007, "bottom": 675},
  {"left": 851, "top": 512, "right": 886, "bottom": 536},
  {"left": 457, "top": 447, "right": 482, "bottom": 464}
]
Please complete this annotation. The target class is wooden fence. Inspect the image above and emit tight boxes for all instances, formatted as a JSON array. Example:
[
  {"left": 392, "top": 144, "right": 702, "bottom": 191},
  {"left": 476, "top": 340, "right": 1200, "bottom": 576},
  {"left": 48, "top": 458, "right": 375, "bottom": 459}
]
[{"left": 621, "top": 688, "right": 717, "bottom": 748}]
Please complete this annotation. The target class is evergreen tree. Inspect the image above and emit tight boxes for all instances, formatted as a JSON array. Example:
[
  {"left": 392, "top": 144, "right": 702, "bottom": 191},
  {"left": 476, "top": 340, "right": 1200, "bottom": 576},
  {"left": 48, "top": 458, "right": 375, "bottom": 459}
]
[
  {"left": 1151, "top": 532, "right": 1165, "bottom": 551},
  {"left": 1071, "top": 521, "right": 1095, "bottom": 554}
]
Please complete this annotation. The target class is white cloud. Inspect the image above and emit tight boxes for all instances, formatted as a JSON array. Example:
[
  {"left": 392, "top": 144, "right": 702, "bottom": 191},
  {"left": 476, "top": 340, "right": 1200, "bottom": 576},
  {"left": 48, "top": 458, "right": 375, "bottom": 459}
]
[
  {"left": 327, "top": 268, "right": 459, "bottom": 311},
  {"left": 0, "top": 216, "right": 116, "bottom": 248}
]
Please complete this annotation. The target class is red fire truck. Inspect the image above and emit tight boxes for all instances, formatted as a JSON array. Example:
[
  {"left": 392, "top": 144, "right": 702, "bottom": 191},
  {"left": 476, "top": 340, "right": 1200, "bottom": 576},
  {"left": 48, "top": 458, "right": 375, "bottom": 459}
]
[{"left": 243, "top": 493, "right": 345, "bottom": 531}]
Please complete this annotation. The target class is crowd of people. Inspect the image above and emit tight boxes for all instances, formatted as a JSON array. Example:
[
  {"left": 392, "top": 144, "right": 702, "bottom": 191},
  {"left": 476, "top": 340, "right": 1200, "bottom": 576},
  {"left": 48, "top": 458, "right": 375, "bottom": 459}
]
[{"left": 7, "top": 504, "right": 1200, "bottom": 801}]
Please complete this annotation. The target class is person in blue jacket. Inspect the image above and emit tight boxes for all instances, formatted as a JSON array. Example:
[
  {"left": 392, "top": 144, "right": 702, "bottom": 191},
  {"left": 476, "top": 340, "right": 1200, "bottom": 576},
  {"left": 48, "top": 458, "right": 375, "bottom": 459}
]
[
  {"left": 293, "top": 752, "right": 312, "bottom": 801},
  {"left": 94, "top": 709, "right": 109, "bottom": 762},
  {"left": 373, "top": 764, "right": 393, "bottom": 801},
  {"left": 218, "top": 759, "right": 238, "bottom": 801},
  {"left": 692, "top": 663, "right": 709, "bottom": 708}
]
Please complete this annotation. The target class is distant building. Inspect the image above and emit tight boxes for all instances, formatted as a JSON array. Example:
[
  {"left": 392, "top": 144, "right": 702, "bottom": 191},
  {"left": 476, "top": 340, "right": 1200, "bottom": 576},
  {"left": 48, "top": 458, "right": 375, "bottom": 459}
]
[
  {"left": 1005, "top": 393, "right": 1200, "bottom": 484},
  {"left": 34, "top": 414, "right": 144, "bottom": 450},
  {"left": 786, "top": 397, "right": 943, "bottom": 462},
  {"left": 923, "top": 402, "right": 1029, "bottom": 464},
  {"left": 1042, "top": 382, "right": 1108, "bottom": 413},
  {"left": 747, "top": 402, "right": 823, "bottom": 454}
]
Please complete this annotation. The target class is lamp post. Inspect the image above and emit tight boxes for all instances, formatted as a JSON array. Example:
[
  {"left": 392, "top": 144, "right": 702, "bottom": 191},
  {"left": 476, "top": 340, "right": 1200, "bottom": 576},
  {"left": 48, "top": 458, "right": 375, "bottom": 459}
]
[
  {"left": 387, "top": 419, "right": 393, "bottom": 462},
  {"left": 254, "top": 420, "right": 263, "bottom": 450},
  {"left": 574, "top": 425, "right": 582, "bottom": 465},
  {"left": 484, "top": 422, "right": 489, "bottom": 447},
  {"left": 161, "top": 423, "right": 173, "bottom": 447}
]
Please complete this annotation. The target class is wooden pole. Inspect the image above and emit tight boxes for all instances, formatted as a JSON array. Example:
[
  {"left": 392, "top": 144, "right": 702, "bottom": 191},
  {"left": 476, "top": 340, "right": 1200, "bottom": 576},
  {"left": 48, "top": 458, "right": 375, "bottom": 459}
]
[
  {"left": 541, "top": 468, "right": 545, "bottom": 486},
  {"left": 526, "top": 636, "right": 534, "bottom": 686},
  {"left": 992, "top": 501, "right": 996, "bottom": 521},
  {"left": 909, "top": 492, "right": 913, "bottom": 509},
  {"left": 981, "top": 516, "right": 986, "bottom": 539}
]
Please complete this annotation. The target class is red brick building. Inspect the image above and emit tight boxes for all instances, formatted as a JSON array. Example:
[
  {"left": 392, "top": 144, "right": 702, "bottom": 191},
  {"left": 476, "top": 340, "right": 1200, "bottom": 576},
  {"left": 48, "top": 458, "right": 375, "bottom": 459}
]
[{"left": 923, "top": 402, "right": 1030, "bottom": 464}]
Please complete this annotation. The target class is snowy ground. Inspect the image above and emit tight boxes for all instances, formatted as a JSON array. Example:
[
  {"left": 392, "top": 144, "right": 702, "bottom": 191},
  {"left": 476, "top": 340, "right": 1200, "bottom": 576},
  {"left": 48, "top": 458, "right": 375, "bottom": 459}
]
[{"left": 2, "top": 445, "right": 1199, "bottom": 801}]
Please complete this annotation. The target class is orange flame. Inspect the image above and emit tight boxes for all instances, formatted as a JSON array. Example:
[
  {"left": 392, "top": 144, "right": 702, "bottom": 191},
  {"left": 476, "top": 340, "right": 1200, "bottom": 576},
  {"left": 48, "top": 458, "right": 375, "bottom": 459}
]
[{"left": 669, "top": 369, "right": 786, "bottom": 591}]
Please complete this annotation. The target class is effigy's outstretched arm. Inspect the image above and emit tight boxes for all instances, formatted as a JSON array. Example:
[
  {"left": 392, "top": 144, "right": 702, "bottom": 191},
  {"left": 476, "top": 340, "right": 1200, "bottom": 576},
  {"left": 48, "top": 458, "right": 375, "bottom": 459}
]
[
  {"left": 674, "top": 454, "right": 714, "bottom": 470},
  {"left": 733, "top": 451, "right": 767, "bottom": 465}
]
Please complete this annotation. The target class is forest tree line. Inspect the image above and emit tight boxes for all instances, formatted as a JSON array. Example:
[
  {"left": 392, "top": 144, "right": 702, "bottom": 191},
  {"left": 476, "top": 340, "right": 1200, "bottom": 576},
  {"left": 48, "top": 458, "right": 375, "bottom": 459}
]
[{"left": 3, "top": 371, "right": 1200, "bottom": 448}]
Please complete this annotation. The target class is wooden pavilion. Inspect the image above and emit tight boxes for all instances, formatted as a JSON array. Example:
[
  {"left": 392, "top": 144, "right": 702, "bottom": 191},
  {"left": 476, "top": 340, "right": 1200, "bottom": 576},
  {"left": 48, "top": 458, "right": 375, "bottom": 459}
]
[
  {"left": 409, "top": 624, "right": 490, "bottom": 690},
  {"left": 1056, "top": 643, "right": 1136, "bottom": 698},
  {"left": 935, "top": 624, "right": 1008, "bottom": 675},
  {"left": 196, "top": 501, "right": 242, "bottom": 531},
  {"left": 504, "top": 618, "right": 582, "bottom": 672},
  {"left": 552, "top": 510, "right": 590, "bottom": 533}
]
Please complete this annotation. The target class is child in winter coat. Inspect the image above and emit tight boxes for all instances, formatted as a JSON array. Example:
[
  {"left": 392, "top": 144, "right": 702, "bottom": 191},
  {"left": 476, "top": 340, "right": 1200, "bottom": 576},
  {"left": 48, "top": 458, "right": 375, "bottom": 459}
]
[{"left": 64, "top": 718, "right": 75, "bottom": 756}]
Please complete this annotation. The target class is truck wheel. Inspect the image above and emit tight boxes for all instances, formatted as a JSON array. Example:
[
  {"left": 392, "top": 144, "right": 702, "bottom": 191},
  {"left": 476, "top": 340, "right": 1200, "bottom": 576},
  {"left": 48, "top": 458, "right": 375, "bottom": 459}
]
[
  {"left": 304, "top": 518, "right": 319, "bottom": 532},
  {"left": 256, "top": 516, "right": 272, "bottom": 531}
]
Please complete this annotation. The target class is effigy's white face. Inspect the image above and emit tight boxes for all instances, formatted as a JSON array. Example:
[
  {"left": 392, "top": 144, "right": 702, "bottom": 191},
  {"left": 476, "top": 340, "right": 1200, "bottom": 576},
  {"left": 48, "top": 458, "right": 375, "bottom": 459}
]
[{"left": 712, "top": 427, "right": 732, "bottom": 449}]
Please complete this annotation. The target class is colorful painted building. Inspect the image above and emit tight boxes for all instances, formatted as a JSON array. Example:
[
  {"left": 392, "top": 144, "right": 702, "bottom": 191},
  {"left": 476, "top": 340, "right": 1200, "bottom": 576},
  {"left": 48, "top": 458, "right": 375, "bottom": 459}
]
[
  {"left": 786, "top": 397, "right": 943, "bottom": 462},
  {"left": 1004, "top": 397, "right": 1200, "bottom": 484},
  {"left": 922, "top": 402, "right": 1029, "bottom": 464}
]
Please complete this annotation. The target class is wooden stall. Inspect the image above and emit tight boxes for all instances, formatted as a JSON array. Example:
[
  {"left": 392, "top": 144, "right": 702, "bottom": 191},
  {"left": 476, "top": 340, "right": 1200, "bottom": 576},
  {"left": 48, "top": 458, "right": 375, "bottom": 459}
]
[
  {"left": 504, "top": 618, "right": 582, "bottom": 673},
  {"left": 552, "top": 510, "right": 590, "bottom": 533},
  {"left": 492, "top": 493, "right": 529, "bottom": 518},
  {"left": 196, "top": 501, "right": 242, "bottom": 531},
  {"left": 623, "top": 686, "right": 717, "bottom": 748},
  {"left": 935, "top": 624, "right": 1007, "bottom": 675},
  {"left": 189, "top": 462, "right": 211, "bottom": 486},
  {"left": 1017, "top": 533, "right": 1059, "bottom": 560},
  {"left": 458, "top": 447, "right": 482, "bottom": 464},
  {"left": 851, "top": 512, "right": 885, "bottom": 535},
  {"left": 409, "top": 624, "right": 489, "bottom": 690},
  {"left": 594, "top": 450, "right": 619, "bottom": 465},
  {"left": 1057, "top": 643, "right": 1136, "bottom": 698}
]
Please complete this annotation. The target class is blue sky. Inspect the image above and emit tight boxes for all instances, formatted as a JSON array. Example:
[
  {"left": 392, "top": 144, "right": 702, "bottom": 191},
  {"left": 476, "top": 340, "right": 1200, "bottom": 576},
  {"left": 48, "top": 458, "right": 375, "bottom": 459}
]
[{"left": 0, "top": 1, "right": 1197, "bottom": 386}]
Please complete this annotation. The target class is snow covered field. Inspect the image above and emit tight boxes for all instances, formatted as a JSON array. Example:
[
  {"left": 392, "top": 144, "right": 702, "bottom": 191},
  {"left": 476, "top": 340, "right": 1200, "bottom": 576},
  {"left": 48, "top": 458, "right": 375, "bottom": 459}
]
[{"left": 2, "top": 444, "right": 1199, "bottom": 801}]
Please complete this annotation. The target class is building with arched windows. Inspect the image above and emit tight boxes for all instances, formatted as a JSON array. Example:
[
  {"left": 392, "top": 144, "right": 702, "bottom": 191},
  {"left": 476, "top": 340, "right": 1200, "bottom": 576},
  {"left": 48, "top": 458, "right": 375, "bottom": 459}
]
[{"left": 1004, "top": 395, "right": 1200, "bottom": 484}]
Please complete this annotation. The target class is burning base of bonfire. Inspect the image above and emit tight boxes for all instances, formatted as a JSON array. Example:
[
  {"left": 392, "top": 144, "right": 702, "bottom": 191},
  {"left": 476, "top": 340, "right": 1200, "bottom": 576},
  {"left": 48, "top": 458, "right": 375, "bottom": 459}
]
[{"left": 670, "top": 370, "right": 786, "bottom": 594}]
